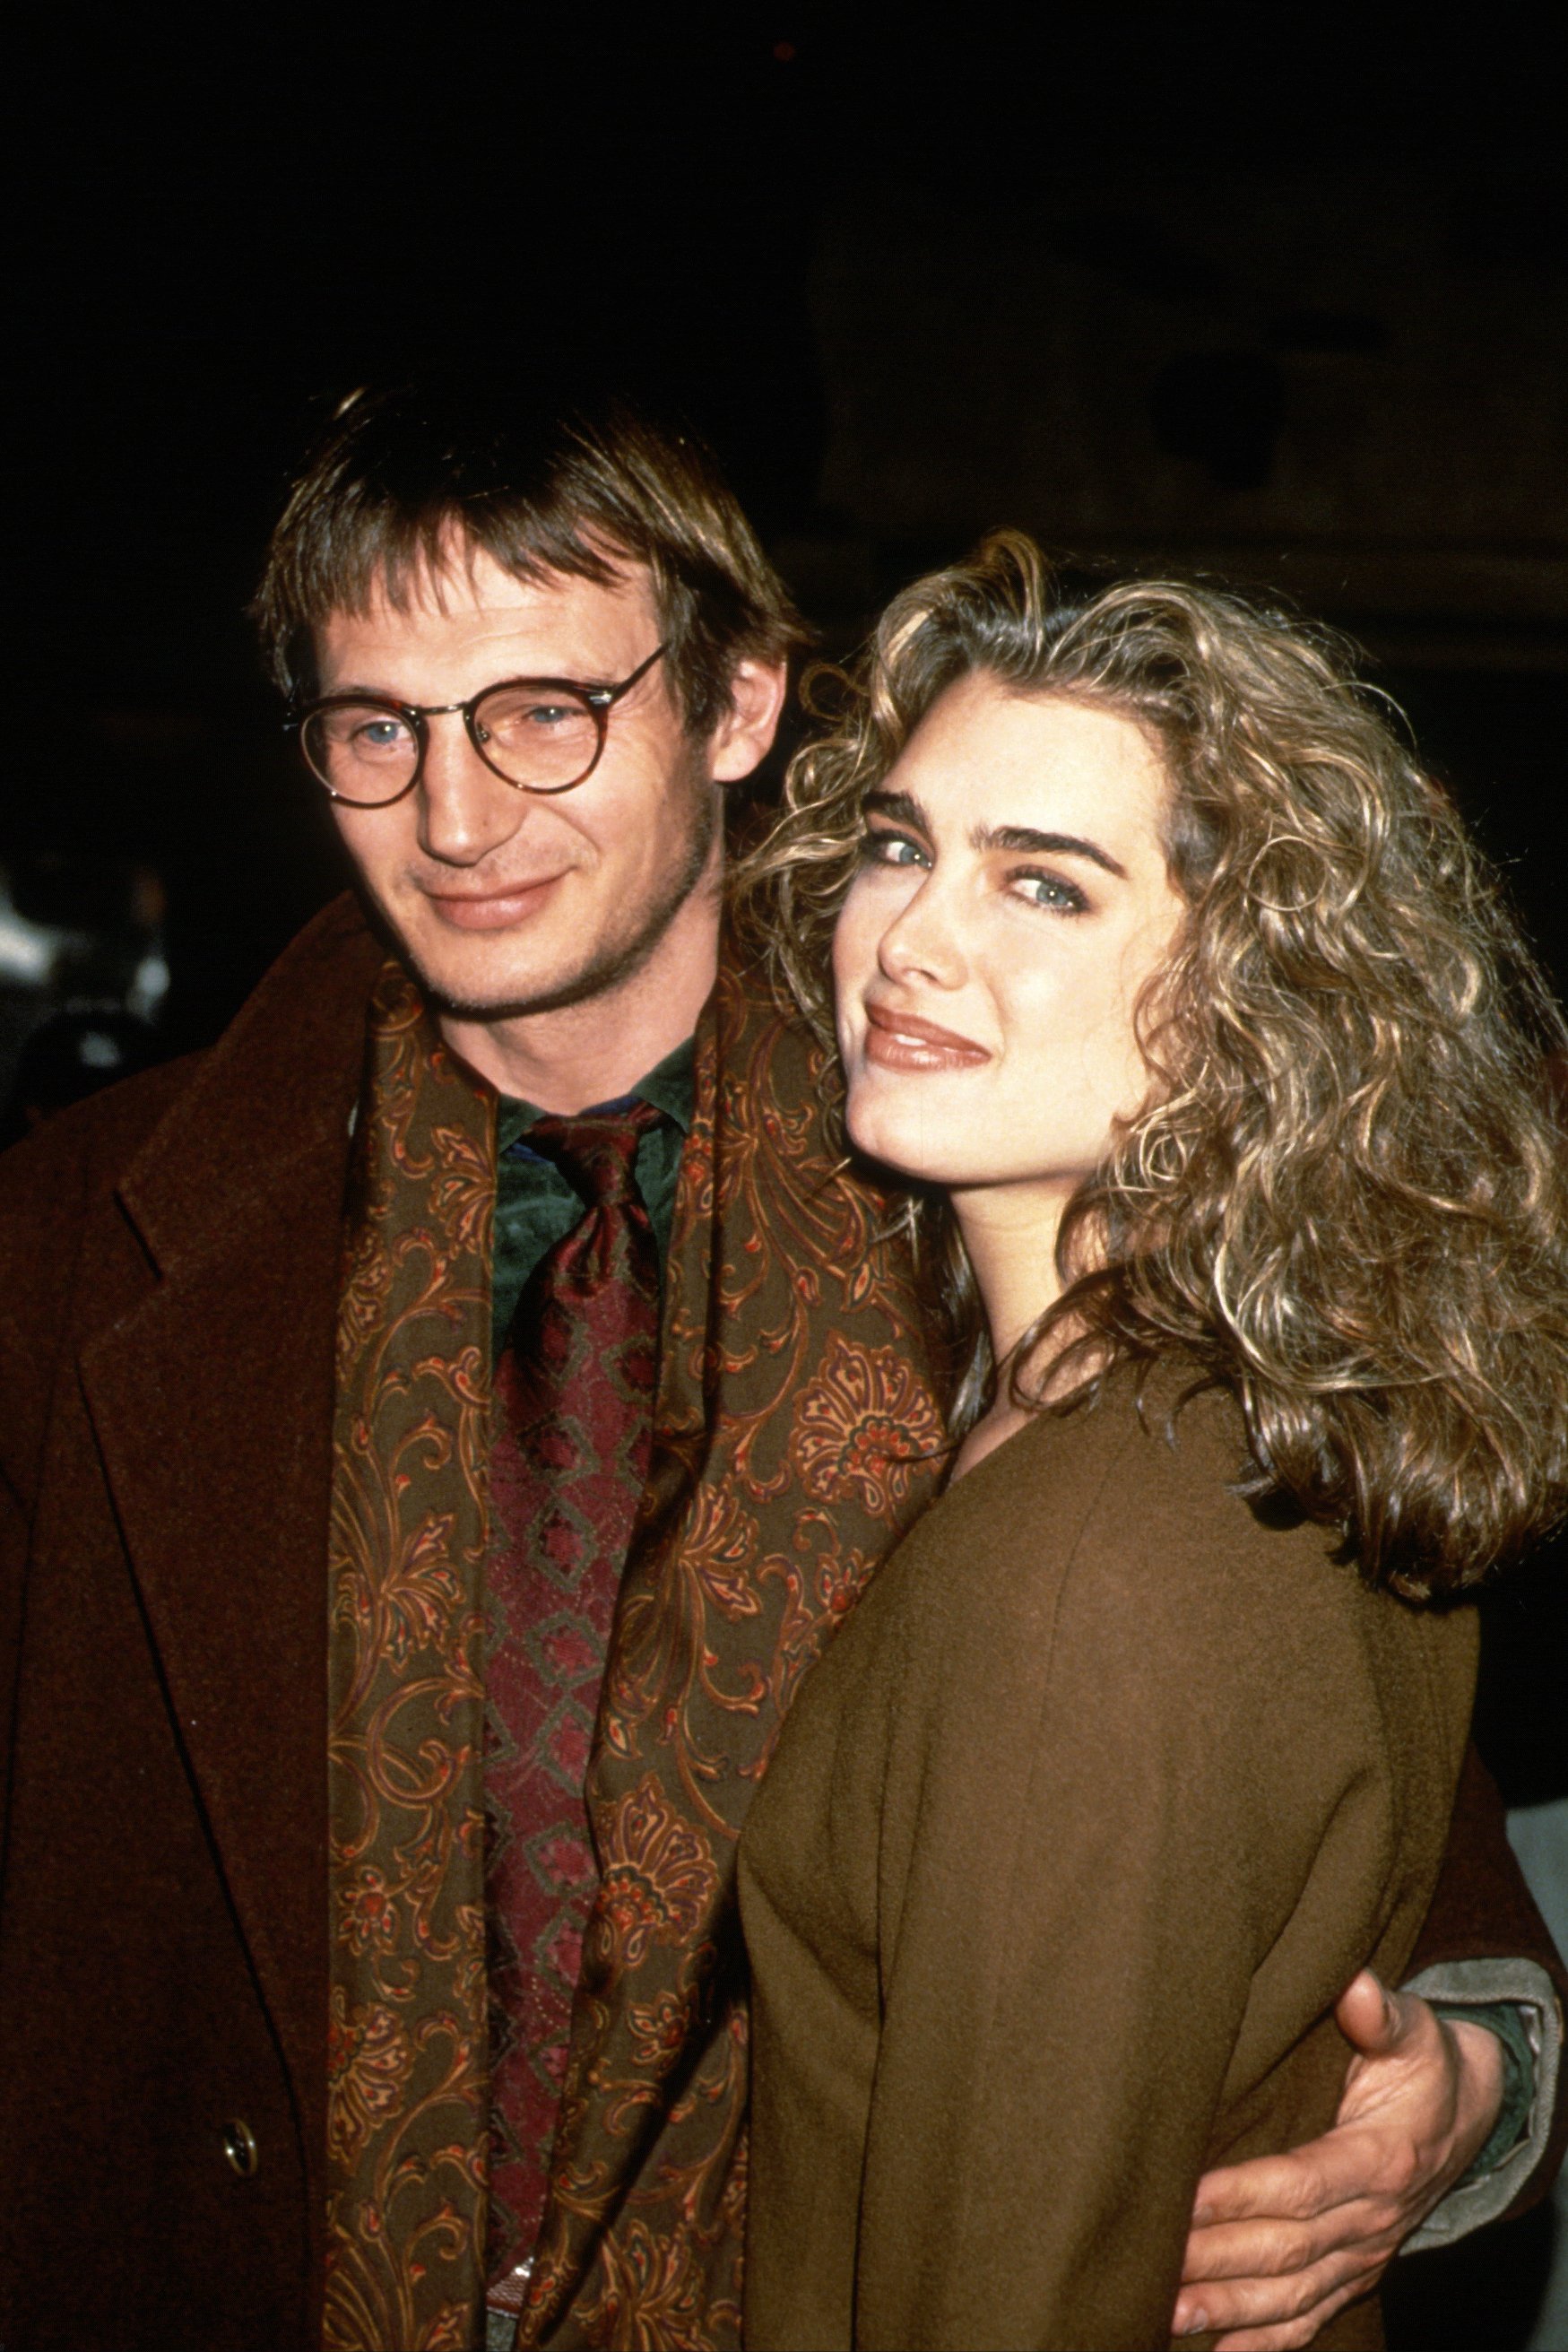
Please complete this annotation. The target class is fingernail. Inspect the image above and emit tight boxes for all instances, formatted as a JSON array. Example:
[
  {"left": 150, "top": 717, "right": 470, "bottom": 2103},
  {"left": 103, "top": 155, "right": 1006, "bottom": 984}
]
[
  {"left": 1191, "top": 2200, "right": 1212, "bottom": 2226},
  {"left": 1178, "top": 2313, "right": 1208, "bottom": 2339}
]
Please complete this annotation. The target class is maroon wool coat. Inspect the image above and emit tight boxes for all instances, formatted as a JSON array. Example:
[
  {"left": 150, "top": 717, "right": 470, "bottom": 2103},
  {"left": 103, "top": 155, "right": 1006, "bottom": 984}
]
[{"left": 0, "top": 895, "right": 1563, "bottom": 2352}]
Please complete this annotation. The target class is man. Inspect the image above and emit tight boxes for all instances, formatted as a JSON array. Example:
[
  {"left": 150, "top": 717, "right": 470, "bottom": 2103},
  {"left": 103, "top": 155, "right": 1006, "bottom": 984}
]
[{"left": 0, "top": 379, "right": 1561, "bottom": 2352}]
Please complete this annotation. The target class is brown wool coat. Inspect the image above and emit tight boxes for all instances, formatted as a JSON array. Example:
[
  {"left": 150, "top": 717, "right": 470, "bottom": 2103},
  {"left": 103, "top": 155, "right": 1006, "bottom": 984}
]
[
  {"left": 0, "top": 895, "right": 1564, "bottom": 2352},
  {"left": 741, "top": 1377, "right": 1480, "bottom": 2352}
]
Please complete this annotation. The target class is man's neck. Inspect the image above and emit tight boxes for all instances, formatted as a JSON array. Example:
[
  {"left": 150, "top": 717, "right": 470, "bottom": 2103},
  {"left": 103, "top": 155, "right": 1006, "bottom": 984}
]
[{"left": 437, "top": 896, "right": 720, "bottom": 1111}]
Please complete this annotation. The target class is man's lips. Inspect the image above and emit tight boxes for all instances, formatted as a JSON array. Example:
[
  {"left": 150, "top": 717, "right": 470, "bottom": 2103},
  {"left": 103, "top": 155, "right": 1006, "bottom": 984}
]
[
  {"left": 420, "top": 874, "right": 569, "bottom": 932},
  {"left": 862, "top": 1001, "right": 991, "bottom": 1072}
]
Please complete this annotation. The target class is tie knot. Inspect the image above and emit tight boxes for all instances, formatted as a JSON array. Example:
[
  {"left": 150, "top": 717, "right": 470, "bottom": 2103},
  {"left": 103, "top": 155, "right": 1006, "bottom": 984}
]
[{"left": 526, "top": 1098, "right": 664, "bottom": 1208}]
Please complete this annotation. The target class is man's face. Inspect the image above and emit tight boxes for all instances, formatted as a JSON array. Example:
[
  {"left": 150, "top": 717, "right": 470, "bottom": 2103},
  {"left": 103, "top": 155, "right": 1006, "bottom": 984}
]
[{"left": 315, "top": 549, "right": 719, "bottom": 1020}]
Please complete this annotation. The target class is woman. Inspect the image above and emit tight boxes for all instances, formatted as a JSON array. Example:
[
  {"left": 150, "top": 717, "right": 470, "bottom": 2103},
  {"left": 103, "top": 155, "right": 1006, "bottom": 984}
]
[{"left": 734, "top": 534, "right": 1568, "bottom": 2350}]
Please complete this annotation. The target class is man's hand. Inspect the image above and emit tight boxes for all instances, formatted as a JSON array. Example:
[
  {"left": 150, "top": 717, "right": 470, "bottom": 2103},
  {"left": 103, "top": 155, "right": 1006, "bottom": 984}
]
[{"left": 1171, "top": 1971, "right": 1505, "bottom": 2349}]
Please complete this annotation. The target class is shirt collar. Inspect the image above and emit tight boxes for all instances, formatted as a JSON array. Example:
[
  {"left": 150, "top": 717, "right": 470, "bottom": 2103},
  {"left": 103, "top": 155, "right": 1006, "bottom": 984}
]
[{"left": 496, "top": 1032, "right": 697, "bottom": 1156}]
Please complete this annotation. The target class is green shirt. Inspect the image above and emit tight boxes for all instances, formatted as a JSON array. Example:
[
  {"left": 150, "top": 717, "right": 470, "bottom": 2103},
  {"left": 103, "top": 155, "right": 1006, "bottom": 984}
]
[{"left": 491, "top": 1035, "right": 696, "bottom": 1352}]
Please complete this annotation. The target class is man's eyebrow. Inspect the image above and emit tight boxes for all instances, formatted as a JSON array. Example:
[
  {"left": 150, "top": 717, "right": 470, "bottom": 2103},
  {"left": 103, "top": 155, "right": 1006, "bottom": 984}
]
[{"left": 973, "top": 824, "right": 1128, "bottom": 879}]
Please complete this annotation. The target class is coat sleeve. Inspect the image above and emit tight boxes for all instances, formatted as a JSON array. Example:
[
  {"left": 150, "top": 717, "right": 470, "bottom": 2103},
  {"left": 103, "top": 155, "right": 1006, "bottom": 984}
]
[
  {"left": 0, "top": 1063, "right": 191, "bottom": 1810},
  {"left": 0, "top": 1117, "right": 91, "bottom": 1806},
  {"left": 1402, "top": 1741, "right": 1568, "bottom": 2226},
  {"left": 0, "top": 1398, "right": 27, "bottom": 1822},
  {"left": 848, "top": 1434, "right": 1461, "bottom": 2351}
]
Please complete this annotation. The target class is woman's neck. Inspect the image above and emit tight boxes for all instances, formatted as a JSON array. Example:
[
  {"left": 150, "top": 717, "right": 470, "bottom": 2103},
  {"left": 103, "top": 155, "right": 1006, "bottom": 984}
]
[
  {"left": 949, "top": 1179, "right": 1072, "bottom": 1482},
  {"left": 952, "top": 1178, "right": 1070, "bottom": 1361}
]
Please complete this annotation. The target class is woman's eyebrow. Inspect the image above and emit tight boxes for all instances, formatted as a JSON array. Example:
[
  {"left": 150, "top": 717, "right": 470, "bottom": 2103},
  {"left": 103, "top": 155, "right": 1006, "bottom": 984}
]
[
  {"left": 863, "top": 788, "right": 928, "bottom": 829},
  {"left": 973, "top": 823, "right": 1128, "bottom": 879},
  {"left": 862, "top": 792, "right": 1128, "bottom": 881}
]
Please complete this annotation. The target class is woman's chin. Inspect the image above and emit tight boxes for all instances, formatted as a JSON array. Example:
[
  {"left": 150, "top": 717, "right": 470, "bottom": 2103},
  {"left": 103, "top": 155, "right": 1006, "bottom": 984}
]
[{"left": 845, "top": 1102, "right": 958, "bottom": 1189}]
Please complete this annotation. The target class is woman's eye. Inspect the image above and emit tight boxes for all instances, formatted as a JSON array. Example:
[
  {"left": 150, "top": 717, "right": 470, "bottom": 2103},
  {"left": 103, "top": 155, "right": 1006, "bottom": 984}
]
[
  {"left": 862, "top": 829, "right": 927, "bottom": 867},
  {"left": 1012, "top": 870, "right": 1087, "bottom": 913}
]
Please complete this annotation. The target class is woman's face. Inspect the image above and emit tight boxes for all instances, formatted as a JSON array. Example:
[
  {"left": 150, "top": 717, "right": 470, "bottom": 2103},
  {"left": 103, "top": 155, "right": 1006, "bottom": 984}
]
[{"left": 832, "top": 673, "right": 1185, "bottom": 1210}]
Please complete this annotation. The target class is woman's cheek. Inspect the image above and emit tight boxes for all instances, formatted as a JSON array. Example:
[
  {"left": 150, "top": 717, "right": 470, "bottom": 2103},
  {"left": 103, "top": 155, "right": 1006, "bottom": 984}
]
[{"left": 832, "top": 886, "right": 878, "bottom": 1001}]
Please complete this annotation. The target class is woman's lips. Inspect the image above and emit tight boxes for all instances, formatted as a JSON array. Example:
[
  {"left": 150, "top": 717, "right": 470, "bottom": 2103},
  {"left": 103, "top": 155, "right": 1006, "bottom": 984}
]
[
  {"left": 862, "top": 1001, "right": 991, "bottom": 1072},
  {"left": 422, "top": 875, "right": 566, "bottom": 931}
]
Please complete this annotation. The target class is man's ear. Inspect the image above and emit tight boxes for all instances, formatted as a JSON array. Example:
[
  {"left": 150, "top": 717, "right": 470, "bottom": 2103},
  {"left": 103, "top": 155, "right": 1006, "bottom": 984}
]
[{"left": 708, "top": 658, "right": 791, "bottom": 784}]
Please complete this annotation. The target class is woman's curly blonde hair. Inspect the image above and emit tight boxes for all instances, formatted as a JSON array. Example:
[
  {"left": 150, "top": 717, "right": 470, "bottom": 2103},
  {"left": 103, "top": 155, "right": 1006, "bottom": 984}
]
[{"left": 738, "top": 530, "right": 1568, "bottom": 1596}]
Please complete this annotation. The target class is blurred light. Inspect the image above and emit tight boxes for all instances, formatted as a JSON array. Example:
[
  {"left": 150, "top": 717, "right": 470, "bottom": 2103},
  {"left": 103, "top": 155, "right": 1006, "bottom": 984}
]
[
  {"left": 78, "top": 1029, "right": 125, "bottom": 1070},
  {"left": 0, "top": 873, "right": 74, "bottom": 985},
  {"left": 128, "top": 950, "right": 171, "bottom": 1022}
]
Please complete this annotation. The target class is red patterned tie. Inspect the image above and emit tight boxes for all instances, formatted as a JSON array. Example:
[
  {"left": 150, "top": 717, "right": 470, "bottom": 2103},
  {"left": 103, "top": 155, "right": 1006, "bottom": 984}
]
[{"left": 482, "top": 1098, "right": 664, "bottom": 2310}]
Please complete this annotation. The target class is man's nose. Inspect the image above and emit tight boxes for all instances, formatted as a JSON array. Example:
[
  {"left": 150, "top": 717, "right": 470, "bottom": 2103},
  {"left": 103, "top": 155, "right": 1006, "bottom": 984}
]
[{"left": 416, "top": 711, "right": 528, "bottom": 865}]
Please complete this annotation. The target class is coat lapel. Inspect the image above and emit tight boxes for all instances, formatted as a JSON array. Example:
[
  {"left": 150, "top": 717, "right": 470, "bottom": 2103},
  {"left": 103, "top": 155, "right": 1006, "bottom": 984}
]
[{"left": 79, "top": 896, "right": 381, "bottom": 2124}]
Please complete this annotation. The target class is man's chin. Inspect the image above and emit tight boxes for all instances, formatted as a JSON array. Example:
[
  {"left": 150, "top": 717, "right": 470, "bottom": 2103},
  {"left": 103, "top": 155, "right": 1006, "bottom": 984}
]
[
  {"left": 406, "top": 948, "right": 611, "bottom": 1023},
  {"left": 394, "top": 920, "right": 672, "bottom": 1026},
  {"left": 355, "top": 889, "right": 578, "bottom": 1020}
]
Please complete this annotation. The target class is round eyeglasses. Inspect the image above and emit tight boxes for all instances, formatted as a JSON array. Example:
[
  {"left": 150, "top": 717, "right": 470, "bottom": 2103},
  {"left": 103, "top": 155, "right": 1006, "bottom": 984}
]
[{"left": 290, "top": 643, "right": 668, "bottom": 806}]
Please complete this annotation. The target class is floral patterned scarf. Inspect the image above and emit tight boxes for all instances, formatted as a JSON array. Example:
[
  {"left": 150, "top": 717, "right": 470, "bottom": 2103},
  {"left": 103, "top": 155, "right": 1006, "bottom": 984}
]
[{"left": 324, "top": 945, "right": 947, "bottom": 2351}]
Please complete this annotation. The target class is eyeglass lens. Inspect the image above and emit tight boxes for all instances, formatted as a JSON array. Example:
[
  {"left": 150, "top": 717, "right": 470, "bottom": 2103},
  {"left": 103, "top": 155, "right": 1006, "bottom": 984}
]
[{"left": 300, "top": 683, "right": 605, "bottom": 803}]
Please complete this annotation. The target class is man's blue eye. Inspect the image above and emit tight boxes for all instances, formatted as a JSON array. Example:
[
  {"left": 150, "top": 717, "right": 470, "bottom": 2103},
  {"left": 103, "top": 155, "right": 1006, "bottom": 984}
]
[{"left": 360, "top": 719, "right": 407, "bottom": 750}]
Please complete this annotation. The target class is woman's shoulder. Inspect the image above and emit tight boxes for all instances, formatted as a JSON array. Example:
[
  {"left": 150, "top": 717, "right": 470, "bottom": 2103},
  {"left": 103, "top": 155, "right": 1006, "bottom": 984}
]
[
  {"left": 873, "top": 1360, "right": 1469, "bottom": 1723},
  {"left": 892, "top": 1361, "right": 1273, "bottom": 1593},
  {"left": 758, "top": 1354, "right": 1474, "bottom": 1966}
]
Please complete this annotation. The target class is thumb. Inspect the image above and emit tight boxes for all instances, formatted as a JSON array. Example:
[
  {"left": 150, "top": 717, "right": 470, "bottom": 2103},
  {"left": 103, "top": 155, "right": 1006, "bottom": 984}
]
[{"left": 1336, "top": 1967, "right": 1405, "bottom": 2055}]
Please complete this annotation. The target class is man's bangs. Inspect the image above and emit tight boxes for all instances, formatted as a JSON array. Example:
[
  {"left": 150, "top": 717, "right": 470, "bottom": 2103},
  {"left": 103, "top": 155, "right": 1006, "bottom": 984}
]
[{"left": 291, "top": 497, "right": 636, "bottom": 663}]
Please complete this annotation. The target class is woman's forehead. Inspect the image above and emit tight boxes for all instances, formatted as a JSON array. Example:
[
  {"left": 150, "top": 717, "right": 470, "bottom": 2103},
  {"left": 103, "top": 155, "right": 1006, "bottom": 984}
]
[{"left": 893, "top": 674, "right": 1170, "bottom": 842}]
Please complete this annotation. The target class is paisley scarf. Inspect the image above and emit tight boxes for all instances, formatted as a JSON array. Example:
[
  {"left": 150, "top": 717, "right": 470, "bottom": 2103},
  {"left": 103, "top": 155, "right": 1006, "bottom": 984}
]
[
  {"left": 325, "top": 946, "right": 947, "bottom": 2350},
  {"left": 325, "top": 962, "right": 493, "bottom": 2351}
]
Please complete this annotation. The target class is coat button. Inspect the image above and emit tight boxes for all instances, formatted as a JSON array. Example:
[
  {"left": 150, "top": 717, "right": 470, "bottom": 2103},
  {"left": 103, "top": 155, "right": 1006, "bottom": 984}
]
[{"left": 222, "top": 2119, "right": 260, "bottom": 2177}]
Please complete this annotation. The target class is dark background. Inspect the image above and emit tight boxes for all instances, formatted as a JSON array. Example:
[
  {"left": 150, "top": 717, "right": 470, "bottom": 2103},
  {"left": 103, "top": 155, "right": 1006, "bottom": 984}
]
[{"left": 5, "top": 12, "right": 1565, "bottom": 2342}]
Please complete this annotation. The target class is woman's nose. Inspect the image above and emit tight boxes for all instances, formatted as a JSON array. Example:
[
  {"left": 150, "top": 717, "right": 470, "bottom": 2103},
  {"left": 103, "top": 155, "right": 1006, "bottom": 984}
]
[
  {"left": 878, "top": 875, "right": 968, "bottom": 989},
  {"left": 417, "top": 712, "right": 527, "bottom": 865}
]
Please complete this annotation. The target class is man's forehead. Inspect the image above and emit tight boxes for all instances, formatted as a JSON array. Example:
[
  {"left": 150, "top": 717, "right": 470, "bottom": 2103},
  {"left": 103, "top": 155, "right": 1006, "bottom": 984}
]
[{"left": 316, "top": 540, "right": 660, "bottom": 681}]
